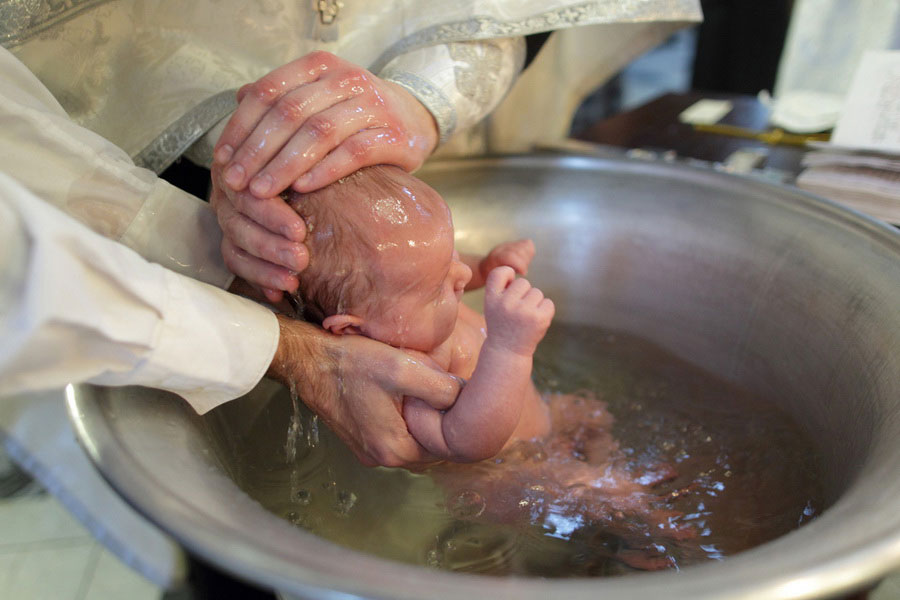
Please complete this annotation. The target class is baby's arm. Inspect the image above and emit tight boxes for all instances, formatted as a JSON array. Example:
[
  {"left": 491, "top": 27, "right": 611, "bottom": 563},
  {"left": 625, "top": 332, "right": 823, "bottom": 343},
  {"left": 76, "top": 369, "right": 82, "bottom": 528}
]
[
  {"left": 404, "top": 267, "right": 554, "bottom": 462},
  {"left": 462, "top": 239, "right": 534, "bottom": 291}
]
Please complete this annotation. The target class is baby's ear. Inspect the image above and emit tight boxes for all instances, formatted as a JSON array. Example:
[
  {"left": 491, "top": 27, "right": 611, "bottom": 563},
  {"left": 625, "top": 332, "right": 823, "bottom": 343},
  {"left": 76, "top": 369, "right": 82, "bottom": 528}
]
[{"left": 321, "top": 314, "right": 365, "bottom": 336}]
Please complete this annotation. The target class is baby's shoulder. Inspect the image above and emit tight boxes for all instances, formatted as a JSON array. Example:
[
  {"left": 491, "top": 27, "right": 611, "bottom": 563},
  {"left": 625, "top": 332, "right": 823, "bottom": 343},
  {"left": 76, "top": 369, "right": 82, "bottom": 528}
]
[{"left": 442, "top": 306, "right": 486, "bottom": 378}]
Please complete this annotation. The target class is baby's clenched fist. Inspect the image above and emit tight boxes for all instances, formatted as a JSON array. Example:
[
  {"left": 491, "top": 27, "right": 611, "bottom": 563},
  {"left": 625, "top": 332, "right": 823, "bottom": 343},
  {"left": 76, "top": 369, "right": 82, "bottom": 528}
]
[{"left": 483, "top": 266, "right": 555, "bottom": 356}]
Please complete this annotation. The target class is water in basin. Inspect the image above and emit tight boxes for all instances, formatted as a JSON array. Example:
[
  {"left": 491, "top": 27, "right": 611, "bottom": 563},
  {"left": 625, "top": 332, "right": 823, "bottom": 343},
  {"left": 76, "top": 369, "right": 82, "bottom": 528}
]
[{"left": 210, "top": 323, "right": 823, "bottom": 577}]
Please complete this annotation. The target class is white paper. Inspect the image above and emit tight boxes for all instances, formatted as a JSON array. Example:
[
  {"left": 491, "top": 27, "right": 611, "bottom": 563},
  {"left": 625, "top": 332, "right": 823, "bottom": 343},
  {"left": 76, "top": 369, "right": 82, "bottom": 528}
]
[
  {"left": 678, "top": 99, "right": 733, "bottom": 125},
  {"left": 832, "top": 50, "right": 900, "bottom": 153}
]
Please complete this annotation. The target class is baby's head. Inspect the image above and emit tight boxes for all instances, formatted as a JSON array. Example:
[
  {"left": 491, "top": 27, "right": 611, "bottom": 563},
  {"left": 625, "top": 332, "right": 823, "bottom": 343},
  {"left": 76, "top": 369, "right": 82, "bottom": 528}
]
[{"left": 288, "top": 165, "right": 472, "bottom": 352}]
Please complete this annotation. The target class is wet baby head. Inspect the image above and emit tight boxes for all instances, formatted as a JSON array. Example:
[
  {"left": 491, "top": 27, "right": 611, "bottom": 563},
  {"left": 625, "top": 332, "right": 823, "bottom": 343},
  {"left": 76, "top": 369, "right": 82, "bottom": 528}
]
[{"left": 287, "top": 165, "right": 472, "bottom": 352}]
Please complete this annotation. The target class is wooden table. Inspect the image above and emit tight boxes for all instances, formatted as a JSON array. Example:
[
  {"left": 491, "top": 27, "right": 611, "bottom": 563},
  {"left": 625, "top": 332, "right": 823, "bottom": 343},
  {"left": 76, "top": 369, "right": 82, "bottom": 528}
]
[{"left": 575, "top": 92, "right": 808, "bottom": 177}]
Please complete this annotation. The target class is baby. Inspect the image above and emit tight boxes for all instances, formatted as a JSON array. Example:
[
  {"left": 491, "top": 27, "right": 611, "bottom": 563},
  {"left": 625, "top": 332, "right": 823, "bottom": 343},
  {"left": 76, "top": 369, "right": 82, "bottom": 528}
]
[
  {"left": 288, "top": 165, "right": 554, "bottom": 462},
  {"left": 286, "top": 166, "right": 695, "bottom": 571}
]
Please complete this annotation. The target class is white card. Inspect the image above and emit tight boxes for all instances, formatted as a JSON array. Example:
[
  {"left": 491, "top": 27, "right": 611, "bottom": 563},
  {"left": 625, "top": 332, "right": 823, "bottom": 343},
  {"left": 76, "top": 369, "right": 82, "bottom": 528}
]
[
  {"left": 832, "top": 50, "right": 900, "bottom": 153},
  {"left": 678, "top": 99, "right": 733, "bottom": 125}
]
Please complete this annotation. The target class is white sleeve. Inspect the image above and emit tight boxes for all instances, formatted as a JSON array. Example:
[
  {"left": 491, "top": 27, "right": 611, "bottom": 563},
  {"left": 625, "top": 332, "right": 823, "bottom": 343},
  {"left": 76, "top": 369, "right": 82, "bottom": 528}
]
[
  {"left": 0, "top": 46, "right": 234, "bottom": 290},
  {"left": 0, "top": 173, "right": 278, "bottom": 415},
  {"left": 378, "top": 37, "right": 527, "bottom": 144}
]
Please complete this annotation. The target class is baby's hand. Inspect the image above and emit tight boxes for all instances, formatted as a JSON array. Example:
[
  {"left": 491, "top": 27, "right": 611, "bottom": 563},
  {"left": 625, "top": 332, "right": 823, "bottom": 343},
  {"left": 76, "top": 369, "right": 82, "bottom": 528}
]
[
  {"left": 483, "top": 266, "right": 555, "bottom": 356},
  {"left": 480, "top": 239, "right": 535, "bottom": 281}
]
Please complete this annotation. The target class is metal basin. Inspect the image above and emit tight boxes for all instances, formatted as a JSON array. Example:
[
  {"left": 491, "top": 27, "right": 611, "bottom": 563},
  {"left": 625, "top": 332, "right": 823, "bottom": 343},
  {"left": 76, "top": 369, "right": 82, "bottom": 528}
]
[{"left": 68, "top": 155, "right": 900, "bottom": 599}]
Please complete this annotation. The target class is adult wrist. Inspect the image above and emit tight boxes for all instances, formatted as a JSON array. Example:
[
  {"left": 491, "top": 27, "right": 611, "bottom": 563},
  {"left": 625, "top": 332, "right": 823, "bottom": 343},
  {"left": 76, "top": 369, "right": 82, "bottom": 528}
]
[{"left": 267, "top": 315, "right": 332, "bottom": 392}]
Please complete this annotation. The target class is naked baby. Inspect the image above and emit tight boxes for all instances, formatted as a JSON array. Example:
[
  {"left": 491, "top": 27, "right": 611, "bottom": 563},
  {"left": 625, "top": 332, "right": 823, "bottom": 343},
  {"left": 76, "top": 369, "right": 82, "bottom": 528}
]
[
  {"left": 285, "top": 166, "right": 694, "bottom": 570},
  {"left": 288, "top": 165, "right": 553, "bottom": 462}
]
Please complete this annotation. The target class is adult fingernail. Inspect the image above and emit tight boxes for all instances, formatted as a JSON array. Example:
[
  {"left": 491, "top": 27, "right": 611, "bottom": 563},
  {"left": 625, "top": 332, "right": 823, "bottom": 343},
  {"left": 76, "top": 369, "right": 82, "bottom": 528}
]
[
  {"left": 224, "top": 163, "right": 245, "bottom": 188},
  {"left": 281, "top": 220, "right": 306, "bottom": 241},
  {"left": 214, "top": 144, "right": 234, "bottom": 164},
  {"left": 293, "top": 173, "right": 312, "bottom": 191},
  {"left": 280, "top": 248, "right": 304, "bottom": 271},
  {"left": 250, "top": 173, "right": 274, "bottom": 197}
]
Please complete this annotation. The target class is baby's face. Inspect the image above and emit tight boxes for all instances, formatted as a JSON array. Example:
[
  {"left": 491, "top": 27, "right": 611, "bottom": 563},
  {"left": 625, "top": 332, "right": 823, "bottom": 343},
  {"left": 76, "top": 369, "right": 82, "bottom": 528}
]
[{"left": 360, "top": 202, "right": 473, "bottom": 352}]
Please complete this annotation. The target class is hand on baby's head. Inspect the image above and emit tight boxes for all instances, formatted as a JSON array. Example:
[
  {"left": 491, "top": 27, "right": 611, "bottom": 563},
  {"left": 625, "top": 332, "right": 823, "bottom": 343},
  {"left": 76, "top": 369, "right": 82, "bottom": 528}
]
[
  {"left": 483, "top": 266, "right": 555, "bottom": 356},
  {"left": 480, "top": 239, "right": 535, "bottom": 280}
]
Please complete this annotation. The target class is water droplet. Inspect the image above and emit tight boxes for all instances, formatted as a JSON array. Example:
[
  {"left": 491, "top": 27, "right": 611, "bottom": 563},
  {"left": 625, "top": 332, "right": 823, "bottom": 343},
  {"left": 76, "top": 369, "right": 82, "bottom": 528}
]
[
  {"left": 425, "top": 549, "right": 442, "bottom": 567},
  {"left": 335, "top": 490, "right": 358, "bottom": 515},
  {"left": 449, "top": 490, "right": 485, "bottom": 519}
]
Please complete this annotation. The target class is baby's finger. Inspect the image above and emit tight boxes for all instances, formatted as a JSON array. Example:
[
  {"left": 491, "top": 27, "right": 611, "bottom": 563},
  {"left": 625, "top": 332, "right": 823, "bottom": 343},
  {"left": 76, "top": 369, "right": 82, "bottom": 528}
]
[
  {"left": 485, "top": 266, "right": 517, "bottom": 298},
  {"left": 523, "top": 286, "right": 545, "bottom": 306},
  {"left": 539, "top": 298, "right": 556, "bottom": 319},
  {"left": 511, "top": 240, "right": 535, "bottom": 273},
  {"left": 221, "top": 238, "right": 299, "bottom": 294},
  {"left": 502, "top": 251, "right": 530, "bottom": 275},
  {"left": 504, "top": 277, "right": 533, "bottom": 300}
]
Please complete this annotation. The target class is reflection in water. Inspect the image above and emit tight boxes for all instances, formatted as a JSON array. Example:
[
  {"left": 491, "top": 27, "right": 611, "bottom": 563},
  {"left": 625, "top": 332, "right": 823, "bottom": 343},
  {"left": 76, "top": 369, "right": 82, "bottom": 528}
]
[{"left": 211, "top": 324, "right": 823, "bottom": 577}]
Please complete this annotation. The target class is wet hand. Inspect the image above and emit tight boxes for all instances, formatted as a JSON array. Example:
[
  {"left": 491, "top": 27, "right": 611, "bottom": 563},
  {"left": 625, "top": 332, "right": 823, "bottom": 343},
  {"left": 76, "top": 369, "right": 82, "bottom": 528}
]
[
  {"left": 213, "top": 51, "right": 438, "bottom": 197},
  {"left": 267, "top": 315, "right": 460, "bottom": 468},
  {"left": 210, "top": 52, "right": 438, "bottom": 301},
  {"left": 210, "top": 162, "right": 307, "bottom": 304},
  {"left": 483, "top": 266, "right": 555, "bottom": 356}
]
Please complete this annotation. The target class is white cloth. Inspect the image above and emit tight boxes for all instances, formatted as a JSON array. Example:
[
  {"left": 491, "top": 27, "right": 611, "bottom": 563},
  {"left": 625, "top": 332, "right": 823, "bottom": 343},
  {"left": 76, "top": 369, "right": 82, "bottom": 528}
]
[
  {"left": 772, "top": 0, "right": 900, "bottom": 131},
  {"left": 460, "top": 20, "right": 701, "bottom": 155},
  {"left": 0, "top": 170, "right": 278, "bottom": 413},
  {"left": 3, "top": 0, "right": 702, "bottom": 169},
  {"left": 0, "top": 46, "right": 235, "bottom": 290}
]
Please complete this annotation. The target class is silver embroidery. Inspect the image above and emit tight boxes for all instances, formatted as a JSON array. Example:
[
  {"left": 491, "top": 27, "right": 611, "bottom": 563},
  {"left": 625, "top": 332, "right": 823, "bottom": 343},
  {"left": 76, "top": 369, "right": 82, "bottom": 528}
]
[
  {"left": 133, "top": 89, "right": 238, "bottom": 174},
  {"left": 1, "top": 0, "right": 114, "bottom": 47},
  {"left": 448, "top": 40, "right": 504, "bottom": 110},
  {"left": 370, "top": 0, "right": 701, "bottom": 72},
  {"left": 381, "top": 71, "right": 457, "bottom": 144}
]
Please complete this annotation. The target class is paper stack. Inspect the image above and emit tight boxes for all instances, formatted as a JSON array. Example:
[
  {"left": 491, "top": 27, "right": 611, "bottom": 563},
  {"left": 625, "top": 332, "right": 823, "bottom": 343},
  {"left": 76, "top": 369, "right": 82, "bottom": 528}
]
[
  {"left": 797, "top": 150, "right": 900, "bottom": 224},
  {"left": 794, "top": 51, "right": 900, "bottom": 225}
]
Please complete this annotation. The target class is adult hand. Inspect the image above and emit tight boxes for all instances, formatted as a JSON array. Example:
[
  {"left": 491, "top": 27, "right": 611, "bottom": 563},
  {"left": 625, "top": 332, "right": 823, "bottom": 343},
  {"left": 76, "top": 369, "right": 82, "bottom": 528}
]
[
  {"left": 267, "top": 315, "right": 460, "bottom": 468},
  {"left": 211, "top": 161, "right": 307, "bottom": 303},
  {"left": 210, "top": 51, "right": 439, "bottom": 302},
  {"left": 214, "top": 50, "right": 438, "bottom": 194}
]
